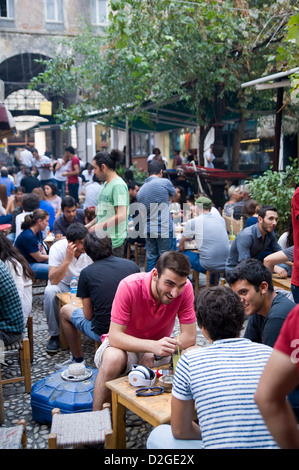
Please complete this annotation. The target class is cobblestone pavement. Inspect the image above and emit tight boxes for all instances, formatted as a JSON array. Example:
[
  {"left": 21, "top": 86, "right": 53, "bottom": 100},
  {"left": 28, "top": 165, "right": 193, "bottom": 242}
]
[{"left": 1, "top": 276, "right": 210, "bottom": 450}]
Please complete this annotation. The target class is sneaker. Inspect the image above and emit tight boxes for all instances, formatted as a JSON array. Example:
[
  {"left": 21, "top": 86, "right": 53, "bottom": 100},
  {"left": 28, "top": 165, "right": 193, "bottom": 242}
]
[
  {"left": 54, "top": 355, "right": 86, "bottom": 370},
  {"left": 46, "top": 336, "right": 60, "bottom": 353}
]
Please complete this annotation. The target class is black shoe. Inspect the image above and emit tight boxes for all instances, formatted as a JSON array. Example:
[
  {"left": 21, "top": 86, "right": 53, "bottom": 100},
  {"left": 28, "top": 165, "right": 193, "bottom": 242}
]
[{"left": 46, "top": 336, "right": 60, "bottom": 353}]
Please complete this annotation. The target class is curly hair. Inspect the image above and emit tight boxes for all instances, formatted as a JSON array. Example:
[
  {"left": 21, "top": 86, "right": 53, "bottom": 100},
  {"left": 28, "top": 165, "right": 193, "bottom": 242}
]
[{"left": 195, "top": 286, "right": 245, "bottom": 341}]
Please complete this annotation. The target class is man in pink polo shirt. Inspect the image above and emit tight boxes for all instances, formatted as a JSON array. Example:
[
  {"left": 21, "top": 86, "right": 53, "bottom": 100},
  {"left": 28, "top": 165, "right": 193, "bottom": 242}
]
[{"left": 93, "top": 251, "right": 197, "bottom": 411}]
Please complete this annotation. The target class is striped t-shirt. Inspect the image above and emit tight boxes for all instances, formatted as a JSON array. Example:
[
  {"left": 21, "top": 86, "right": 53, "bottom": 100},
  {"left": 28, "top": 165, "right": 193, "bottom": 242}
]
[{"left": 172, "top": 338, "right": 278, "bottom": 449}]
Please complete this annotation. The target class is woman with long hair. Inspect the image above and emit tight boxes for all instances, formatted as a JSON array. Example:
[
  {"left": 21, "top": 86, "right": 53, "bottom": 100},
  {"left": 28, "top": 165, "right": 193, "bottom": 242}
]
[
  {"left": 44, "top": 182, "right": 62, "bottom": 217},
  {"left": 0, "top": 183, "right": 13, "bottom": 224},
  {"left": 6, "top": 186, "right": 25, "bottom": 214},
  {"left": 15, "top": 209, "right": 49, "bottom": 279},
  {"left": 0, "top": 232, "right": 34, "bottom": 324}
]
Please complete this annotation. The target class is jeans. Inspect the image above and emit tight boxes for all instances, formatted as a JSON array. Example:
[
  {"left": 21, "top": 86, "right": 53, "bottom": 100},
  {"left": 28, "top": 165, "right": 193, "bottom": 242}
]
[
  {"left": 184, "top": 250, "right": 218, "bottom": 284},
  {"left": 291, "top": 284, "right": 299, "bottom": 303},
  {"left": 68, "top": 183, "right": 79, "bottom": 203},
  {"left": 54, "top": 179, "right": 66, "bottom": 197},
  {"left": 146, "top": 424, "right": 203, "bottom": 449},
  {"left": 30, "top": 262, "right": 49, "bottom": 280},
  {"left": 0, "top": 213, "right": 13, "bottom": 225},
  {"left": 71, "top": 308, "right": 103, "bottom": 343},
  {"left": 44, "top": 281, "right": 70, "bottom": 337},
  {"left": 145, "top": 232, "right": 173, "bottom": 272}
]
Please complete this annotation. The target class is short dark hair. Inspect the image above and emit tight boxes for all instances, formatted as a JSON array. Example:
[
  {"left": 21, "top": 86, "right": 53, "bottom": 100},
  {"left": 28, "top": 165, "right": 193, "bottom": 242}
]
[
  {"left": 195, "top": 286, "right": 245, "bottom": 341},
  {"left": 61, "top": 196, "right": 77, "bottom": 211},
  {"left": 148, "top": 160, "right": 164, "bottom": 176},
  {"left": 1, "top": 169, "right": 8, "bottom": 177},
  {"left": 258, "top": 204, "right": 277, "bottom": 219},
  {"left": 65, "top": 146, "right": 75, "bottom": 155},
  {"left": 65, "top": 223, "right": 88, "bottom": 242},
  {"left": 84, "top": 232, "right": 112, "bottom": 261},
  {"left": 15, "top": 186, "right": 25, "bottom": 194},
  {"left": 21, "top": 193, "right": 40, "bottom": 212},
  {"left": 226, "top": 258, "right": 274, "bottom": 292},
  {"left": 156, "top": 251, "right": 191, "bottom": 278}
]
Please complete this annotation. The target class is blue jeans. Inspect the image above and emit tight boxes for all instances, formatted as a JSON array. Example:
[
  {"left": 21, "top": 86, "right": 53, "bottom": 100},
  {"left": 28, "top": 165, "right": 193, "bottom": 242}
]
[
  {"left": 54, "top": 180, "right": 66, "bottom": 197},
  {"left": 184, "top": 250, "right": 218, "bottom": 284},
  {"left": 71, "top": 308, "right": 103, "bottom": 343},
  {"left": 147, "top": 424, "right": 203, "bottom": 449},
  {"left": 0, "top": 214, "right": 13, "bottom": 225},
  {"left": 68, "top": 183, "right": 79, "bottom": 203},
  {"left": 291, "top": 284, "right": 299, "bottom": 303},
  {"left": 30, "top": 262, "right": 49, "bottom": 280},
  {"left": 145, "top": 232, "right": 173, "bottom": 272}
]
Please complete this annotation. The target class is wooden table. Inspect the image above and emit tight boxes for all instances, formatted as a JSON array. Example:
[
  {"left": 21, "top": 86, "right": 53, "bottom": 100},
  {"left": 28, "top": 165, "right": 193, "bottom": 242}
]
[
  {"left": 105, "top": 375, "right": 173, "bottom": 449},
  {"left": 272, "top": 274, "right": 291, "bottom": 291},
  {"left": 56, "top": 292, "right": 83, "bottom": 350}
]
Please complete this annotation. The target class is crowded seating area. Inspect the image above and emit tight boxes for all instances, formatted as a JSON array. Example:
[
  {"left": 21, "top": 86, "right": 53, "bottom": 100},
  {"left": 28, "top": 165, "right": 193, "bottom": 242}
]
[{"left": 0, "top": 146, "right": 299, "bottom": 450}]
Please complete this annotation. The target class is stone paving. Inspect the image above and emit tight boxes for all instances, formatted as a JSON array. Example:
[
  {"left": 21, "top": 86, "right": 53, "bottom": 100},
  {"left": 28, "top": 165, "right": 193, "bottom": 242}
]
[{"left": 0, "top": 277, "right": 210, "bottom": 450}]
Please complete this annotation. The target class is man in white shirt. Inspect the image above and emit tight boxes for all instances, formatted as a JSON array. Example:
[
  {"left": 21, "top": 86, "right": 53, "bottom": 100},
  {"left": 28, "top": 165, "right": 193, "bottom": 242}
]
[
  {"left": 32, "top": 148, "right": 54, "bottom": 188},
  {"left": 83, "top": 174, "right": 103, "bottom": 209},
  {"left": 20, "top": 145, "right": 33, "bottom": 168},
  {"left": 43, "top": 223, "right": 92, "bottom": 353}
]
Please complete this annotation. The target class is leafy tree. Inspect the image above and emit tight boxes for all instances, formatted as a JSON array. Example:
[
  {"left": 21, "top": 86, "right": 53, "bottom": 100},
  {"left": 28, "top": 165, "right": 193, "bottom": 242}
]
[
  {"left": 248, "top": 164, "right": 299, "bottom": 234},
  {"left": 31, "top": 0, "right": 296, "bottom": 168}
]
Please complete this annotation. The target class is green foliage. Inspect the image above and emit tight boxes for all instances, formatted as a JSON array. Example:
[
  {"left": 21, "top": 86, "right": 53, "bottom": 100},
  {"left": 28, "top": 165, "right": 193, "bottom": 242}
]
[
  {"left": 117, "top": 162, "right": 147, "bottom": 186},
  {"left": 247, "top": 164, "right": 299, "bottom": 234}
]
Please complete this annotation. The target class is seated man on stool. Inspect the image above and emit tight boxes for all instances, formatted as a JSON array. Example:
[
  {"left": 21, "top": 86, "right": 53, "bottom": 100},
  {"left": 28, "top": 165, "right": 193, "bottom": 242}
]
[
  {"left": 56, "top": 232, "right": 140, "bottom": 368},
  {"left": 178, "top": 196, "right": 229, "bottom": 279},
  {"left": 92, "top": 251, "right": 197, "bottom": 411},
  {"left": 44, "top": 223, "right": 93, "bottom": 353}
]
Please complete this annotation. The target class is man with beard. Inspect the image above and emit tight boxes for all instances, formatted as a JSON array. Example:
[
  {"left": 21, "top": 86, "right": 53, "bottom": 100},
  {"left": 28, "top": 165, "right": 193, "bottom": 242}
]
[
  {"left": 226, "top": 205, "right": 281, "bottom": 272},
  {"left": 226, "top": 258, "right": 298, "bottom": 421},
  {"left": 92, "top": 251, "right": 197, "bottom": 410}
]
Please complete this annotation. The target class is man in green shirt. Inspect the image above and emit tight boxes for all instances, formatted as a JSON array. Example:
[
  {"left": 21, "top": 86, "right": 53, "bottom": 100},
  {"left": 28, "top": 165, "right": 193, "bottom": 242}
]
[{"left": 86, "top": 150, "right": 129, "bottom": 257}]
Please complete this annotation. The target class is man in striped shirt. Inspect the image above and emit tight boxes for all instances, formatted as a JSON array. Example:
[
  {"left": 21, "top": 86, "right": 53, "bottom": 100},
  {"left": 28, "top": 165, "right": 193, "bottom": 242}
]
[{"left": 147, "top": 286, "right": 279, "bottom": 449}]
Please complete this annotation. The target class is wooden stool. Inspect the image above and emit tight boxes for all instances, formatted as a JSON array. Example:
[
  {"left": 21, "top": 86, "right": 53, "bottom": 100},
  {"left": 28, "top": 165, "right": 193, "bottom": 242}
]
[
  {"left": 0, "top": 338, "right": 31, "bottom": 424},
  {"left": 1, "top": 338, "right": 31, "bottom": 392},
  {"left": 0, "top": 419, "right": 27, "bottom": 449},
  {"left": 192, "top": 270, "right": 224, "bottom": 296},
  {"left": 48, "top": 404, "right": 113, "bottom": 449}
]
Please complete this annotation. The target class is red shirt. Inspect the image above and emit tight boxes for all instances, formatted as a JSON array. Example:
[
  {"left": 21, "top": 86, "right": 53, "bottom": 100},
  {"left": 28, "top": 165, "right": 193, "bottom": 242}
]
[
  {"left": 274, "top": 304, "right": 299, "bottom": 375},
  {"left": 111, "top": 271, "right": 196, "bottom": 340},
  {"left": 68, "top": 155, "right": 80, "bottom": 184}
]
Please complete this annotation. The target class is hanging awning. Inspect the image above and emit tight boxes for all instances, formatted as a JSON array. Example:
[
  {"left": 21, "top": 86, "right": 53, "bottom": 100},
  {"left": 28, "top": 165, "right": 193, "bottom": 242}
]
[{"left": 0, "top": 102, "right": 16, "bottom": 138}]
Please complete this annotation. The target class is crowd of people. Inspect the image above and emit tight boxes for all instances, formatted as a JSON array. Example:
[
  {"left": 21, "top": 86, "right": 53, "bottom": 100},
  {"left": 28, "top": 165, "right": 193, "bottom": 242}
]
[{"left": 1, "top": 144, "right": 299, "bottom": 449}]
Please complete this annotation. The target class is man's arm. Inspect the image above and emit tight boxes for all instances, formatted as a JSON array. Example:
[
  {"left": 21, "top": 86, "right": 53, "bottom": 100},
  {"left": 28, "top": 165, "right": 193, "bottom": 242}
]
[
  {"left": 178, "top": 235, "right": 188, "bottom": 252},
  {"left": 264, "top": 251, "right": 290, "bottom": 279},
  {"left": 82, "top": 297, "right": 93, "bottom": 320},
  {"left": 178, "top": 322, "right": 197, "bottom": 351},
  {"left": 108, "top": 321, "right": 180, "bottom": 357},
  {"left": 254, "top": 349, "right": 299, "bottom": 449},
  {"left": 48, "top": 242, "right": 77, "bottom": 285},
  {"left": 171, "top": 396, "right": 201, "bottom": 440},
  {"left": 88, "top": 205, "right": 127, "bottom": 233}
]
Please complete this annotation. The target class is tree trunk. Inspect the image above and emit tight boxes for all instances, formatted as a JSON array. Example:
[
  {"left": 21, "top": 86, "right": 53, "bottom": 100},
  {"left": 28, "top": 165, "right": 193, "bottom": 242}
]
[
  {"left": 232, "top": 113, "right": 246, "bottom": 171},
  {"left": 198, "top": 119, "right": 214, "bottom": 165}
]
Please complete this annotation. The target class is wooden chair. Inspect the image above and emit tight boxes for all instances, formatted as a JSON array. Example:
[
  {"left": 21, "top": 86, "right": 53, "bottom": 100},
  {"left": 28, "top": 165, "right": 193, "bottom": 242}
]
[
  {"left": 222, "top": 211, "right": 244, "bottom": 236},
  {"left": 0, "top": 419, "right": 27, "bottom": 449},
  {"left": 0, "top": 338, "right": 31, "bottom": 425},
  {"left": 126, "top": 240, "right": 147, "bottom": 270},
  {"left": 26, "top": 315, "right": 34, "bottom": 362},
  {"left": 48, "top": 404, "right": 113, "bottom": 449},
  {"left": 0, "top": 338, "right": 31, "bottom": 392},
  {"left": 193, "top": 270, "right": 224, "bottom": 296}
]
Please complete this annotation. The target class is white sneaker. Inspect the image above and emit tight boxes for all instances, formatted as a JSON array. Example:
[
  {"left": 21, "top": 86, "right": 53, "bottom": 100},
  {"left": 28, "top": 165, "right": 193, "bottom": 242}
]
[{"left": 54, "top": 356, "right": 86, "bottom": 370}]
